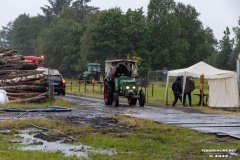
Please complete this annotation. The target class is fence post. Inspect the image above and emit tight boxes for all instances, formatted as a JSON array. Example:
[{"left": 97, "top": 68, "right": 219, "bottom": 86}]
[
  {"left": 152, "top": 83, "right": 154, "bottom": 97},
  {"left": 145, "top": 74, "right": 148, "bottom": 103},
  {"left": 70, "top": 81, "right": 73, "bottom": 92},
  {"left": 84, "top": 82, "right": 86, "bottom": 93},
  {"left": 92, "top": 83, "right": 95, "bottom": 93},
  {"left": 100, "top": 83, "right": 102, "bottom": 94},
  {"left": 78, "top": 80, "right": 80, "bottom": 93}
]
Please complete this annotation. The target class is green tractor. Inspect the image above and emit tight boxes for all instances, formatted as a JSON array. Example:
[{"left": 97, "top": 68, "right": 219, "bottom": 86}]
[
  {"left": 104, "top": 59, "right": 145, "bottom": 107},
  {"left": 78, "top": 63, "right": 104, "bottom": 83}
]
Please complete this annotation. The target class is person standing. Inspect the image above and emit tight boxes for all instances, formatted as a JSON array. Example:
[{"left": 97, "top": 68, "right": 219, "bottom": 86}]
[
  {"left": 183, "top": 77, "right": 195, "bottom": 107},
  {"left": 172, "top": 76, "right": 182, "bottom": 106}
]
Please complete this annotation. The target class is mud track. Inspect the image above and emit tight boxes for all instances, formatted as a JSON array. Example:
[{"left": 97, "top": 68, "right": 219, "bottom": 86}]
[
  {"left": 59, "top": 94, "right": 240, "bottom": 139},
  {"left": 0, "top": 94, "right": 240, "bottom": 139}
]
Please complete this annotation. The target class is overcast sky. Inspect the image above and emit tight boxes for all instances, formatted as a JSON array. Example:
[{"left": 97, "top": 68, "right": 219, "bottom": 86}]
[{"left": 1, "top": 0, "right": 240, "bottom": 41}]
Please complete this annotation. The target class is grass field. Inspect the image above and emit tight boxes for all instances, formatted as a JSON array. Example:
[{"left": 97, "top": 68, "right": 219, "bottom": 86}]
[
  {"left": 65, "top": 79, "right": 207, "bottom": 105},
  {"left": 0, "top": 98, "right": 75, "bottom": 109},
  {"left": 0, "top": 91, "right": 239, "bottom": 159},
  {"left": 0, "top": 115, "right": 239, "bottom": 160},
  {"left": 65, "top": 79, "right": 240, "bottom": 114}
]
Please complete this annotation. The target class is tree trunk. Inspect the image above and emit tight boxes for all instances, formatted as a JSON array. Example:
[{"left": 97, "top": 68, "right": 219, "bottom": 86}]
[
  {"left": 7, "top": 92, "right": 46, "bottom": 99},
  {"left": 0, "top": 47, "right": 49, "bottom": 103},
  {"left": 0, "top": 85, "right": 48, "bottom": 92},
  {"left": 0, "top": 74, "right": 46, "bottom": 84}
]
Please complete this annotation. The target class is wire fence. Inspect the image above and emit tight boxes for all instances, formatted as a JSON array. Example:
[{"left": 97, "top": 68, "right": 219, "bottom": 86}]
[{"left": 65, "top": 70, "right": 175, "bottom": 106}]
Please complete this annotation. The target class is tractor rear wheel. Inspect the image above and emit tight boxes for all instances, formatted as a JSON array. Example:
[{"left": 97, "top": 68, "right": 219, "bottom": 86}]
[
  {"left": 78, "top": 74, "right": 82, "bottom": 80},
  {"left": 128, "top": 98, "right": 137, "bottom": 105},
  {"left": 104, "top": 83, "right": 113, "bottom": 105}
]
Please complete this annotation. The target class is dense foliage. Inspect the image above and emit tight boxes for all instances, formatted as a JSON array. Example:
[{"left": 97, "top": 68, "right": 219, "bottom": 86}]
[{"left": 0, "top": 0, "right": 240, "bottom": 77}]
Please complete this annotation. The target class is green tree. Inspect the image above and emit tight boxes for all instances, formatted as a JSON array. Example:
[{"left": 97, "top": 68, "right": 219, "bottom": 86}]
[
  {"left": 80, "top": 7, "right": 149, "bottom": 75},
  {"left": 202, "top": 27, "right": 219, "bottom": 66},
  {"left": 124, "top": 8, "right": 150, "bottom": 75},
  {"left": 37, "top": 0, "right": 96, "bottom": 76},
  {"left": 233, "top": 18, "right": 240, "bottom": 60},
  {"left": 38, "top": 8, "right": 82, "bottom": 75},
  {"left": 72, "top": 0, "right": 99, "bottom": 23},
  {"left": 148, "top": 0, "right": 183, "bottom": 70},
  {"left": 3, "top": 14, "right": 45, "bottom": 55},
  {"left": 0, "top": 22, "right": 12, "bottom": 48},
  {"left": 41, "top": 0, "right": 72, "bottom": 16},
  {"left": 174, "top": 3, "right": 216, "bottom": 66},
  {"left": 147, "top": 0, "right": 217, "bottom": 70},
  {"left": 124, "top": 8, "right": 148, "bottom": 57},
  {"left": 40, "top": 0, "right": 73, "bottom": 25},
  {"left": 80, "top": 8, "right": 126, "bottom": 65},
  {"left": 217, "top": 27, "right": 234, "bottom": 70}
]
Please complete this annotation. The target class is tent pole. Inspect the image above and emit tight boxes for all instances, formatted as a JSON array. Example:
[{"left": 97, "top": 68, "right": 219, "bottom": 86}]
[
  {"left": 237, "top": 58, "right": 240, "bottom": 92},
  {"left": 182, "top": 74, "right": 187, "bottom": 105},
  {"left": 165, "top": 75, "right": 169, "bottom": 105}
]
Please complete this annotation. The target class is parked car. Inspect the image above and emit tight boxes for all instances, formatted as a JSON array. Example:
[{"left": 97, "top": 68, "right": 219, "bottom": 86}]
[{"left": 49, "top": 74, "right": 66, "bottom": 96}]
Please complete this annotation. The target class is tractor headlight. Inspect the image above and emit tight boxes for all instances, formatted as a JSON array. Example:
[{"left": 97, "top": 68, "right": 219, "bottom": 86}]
[
  {"left": 132, "top": 86, "right": 136, "bottom": 89},
  {"left": 126, "top": 86, "right": 130, "bottom": 90}
]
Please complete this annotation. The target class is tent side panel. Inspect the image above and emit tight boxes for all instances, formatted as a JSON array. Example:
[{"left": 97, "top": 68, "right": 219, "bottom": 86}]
[{"left": 208, "top": 77, "right": 239, "bottom": 107}]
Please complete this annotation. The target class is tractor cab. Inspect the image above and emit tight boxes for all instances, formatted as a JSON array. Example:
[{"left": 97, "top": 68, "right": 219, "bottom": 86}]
[
  {"left": 105, "top": 60, "right": 138, "bottom": 78},
  {"left": 79, "top": 63, "right": 104, "bottom": 83},
  {"left": 104, "top": 59, "right": 145, "bottom": 107},
  {"left": 88, "top": 63, "right": 101, "bottom": 73}
]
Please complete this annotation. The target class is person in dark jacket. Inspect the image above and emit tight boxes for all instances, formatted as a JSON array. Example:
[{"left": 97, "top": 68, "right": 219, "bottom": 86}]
[
  {"left": 183, "top": 77, "right": 195, "bottom": 107},
  {"left": 172, "top": 76, "right": 182, "bottom": 106},
  {"left": 114, "top": 64, "right": 130, "bottom": 77}
]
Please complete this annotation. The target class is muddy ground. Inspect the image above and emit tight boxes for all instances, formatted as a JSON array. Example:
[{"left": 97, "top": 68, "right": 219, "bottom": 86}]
[{"left": 0, "top": 94, "right": 240, "bottom": 140}]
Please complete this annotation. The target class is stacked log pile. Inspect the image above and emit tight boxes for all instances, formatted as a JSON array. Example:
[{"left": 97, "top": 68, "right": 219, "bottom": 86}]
[{"left": 0, "top": 47, "right": 48, "bottom": 103}]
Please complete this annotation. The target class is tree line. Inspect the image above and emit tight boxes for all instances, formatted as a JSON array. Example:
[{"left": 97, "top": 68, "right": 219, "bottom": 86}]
[{"left": 0, "top": 0, "right": 240, "bottom": 78}]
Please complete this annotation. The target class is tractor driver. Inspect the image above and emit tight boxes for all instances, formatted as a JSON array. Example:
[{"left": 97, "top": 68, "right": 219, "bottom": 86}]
[{"left": 114, "top": 63, "right": 130, "bottom": 77}]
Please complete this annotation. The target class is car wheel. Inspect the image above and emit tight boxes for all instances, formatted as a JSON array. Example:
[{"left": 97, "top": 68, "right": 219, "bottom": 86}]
[{"left": 62, "top": 90, "right": 66, "bottom": 96}]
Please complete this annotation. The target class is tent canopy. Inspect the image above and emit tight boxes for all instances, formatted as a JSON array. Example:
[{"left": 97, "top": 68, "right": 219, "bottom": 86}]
[
  {"left": 165, "top": 61, "right": 239, "bottom": 108},
  {"left": 167, "top": 61, "right": 235, "bottom": 79}
]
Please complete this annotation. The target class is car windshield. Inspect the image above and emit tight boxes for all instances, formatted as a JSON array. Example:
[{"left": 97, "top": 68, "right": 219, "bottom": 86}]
[{"left": 49, "top": 75, "right": 62, "bottom": 81}]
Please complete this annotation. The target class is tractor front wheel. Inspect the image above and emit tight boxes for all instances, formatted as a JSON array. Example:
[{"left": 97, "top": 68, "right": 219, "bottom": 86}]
[
  {"left": 128, "top": 98, "right": 137, "bottom": 105},
  {"left": 139, "top": 91, "right": 145, "bottom": 107}
]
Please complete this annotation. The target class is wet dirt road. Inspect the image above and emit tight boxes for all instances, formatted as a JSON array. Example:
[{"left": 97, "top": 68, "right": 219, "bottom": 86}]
[
  {"left": 58, "top": 94, "right": 240, "bottom": 139},
  {"left": 1, "top": 94, "right": 239, "bottom": 139}
]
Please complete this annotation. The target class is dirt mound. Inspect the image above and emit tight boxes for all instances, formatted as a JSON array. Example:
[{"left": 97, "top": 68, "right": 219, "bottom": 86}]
[{"left": 34, "top": 132, "right": 64, "bottom": 142}]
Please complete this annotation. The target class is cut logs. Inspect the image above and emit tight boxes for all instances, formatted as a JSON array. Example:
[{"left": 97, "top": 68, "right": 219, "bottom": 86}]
[{"left": 0, "top": 47, "right": 48, "bottom": 103}]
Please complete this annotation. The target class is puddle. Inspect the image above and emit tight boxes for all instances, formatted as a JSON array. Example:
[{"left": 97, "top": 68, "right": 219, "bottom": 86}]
[{"left": 16, "top": 130, "right": 116, "bottom": 158}]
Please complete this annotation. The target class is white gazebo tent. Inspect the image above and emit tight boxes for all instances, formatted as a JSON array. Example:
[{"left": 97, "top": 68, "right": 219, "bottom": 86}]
[{"left": 165, "top": 61, "right": 239, "bottom": 107}]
